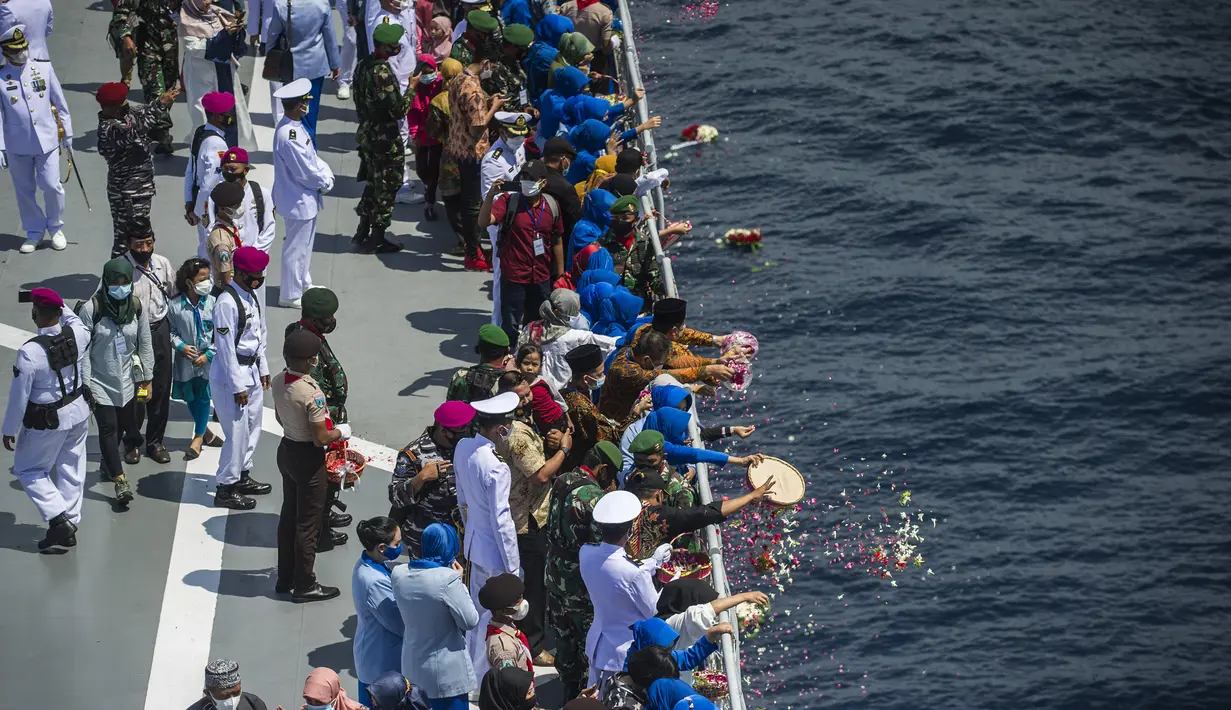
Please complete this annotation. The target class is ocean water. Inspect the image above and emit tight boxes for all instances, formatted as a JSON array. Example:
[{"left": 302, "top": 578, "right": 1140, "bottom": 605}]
[{"left": 628, "top": 0, "right": 1231, "bottom": 707}]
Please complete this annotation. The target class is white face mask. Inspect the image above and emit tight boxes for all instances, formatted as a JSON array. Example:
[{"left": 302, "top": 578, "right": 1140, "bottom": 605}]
[
  {"left": 519, "top": 179, "right": 542, "bottom": 197},
  {"left": 511, "top": 598, "right": 530, "bottom": 620},
  {"left": 496, "top": 425, "right": 511, "bottom": 442},
  {"left": 480, "top": 67, "right": 493, "bottom": 80},
  {"left": 6, "top": 50, "right": 28, "bottom": 65},
  {"left": 194, "top": 279, "right": 214, "bottom": 297},
  {"left": 211, "top": 695, "right": 241, "bottom": 710}
]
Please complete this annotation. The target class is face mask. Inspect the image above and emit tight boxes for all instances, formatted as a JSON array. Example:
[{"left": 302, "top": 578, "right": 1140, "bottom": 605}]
[
  {"left": 130, "top": 249, "right": 153, "bottom": 264},
  {"left": 610, "top": 220, "right": 635, "bottom": 237},
  {"left": 511, "top": 598, "right": 530, "bottom": 620},
  {"left": 194, "top": 279, "right": 214, "bottom": 297},
  {"left": 480, "top": 68, "right": 493, "bottom": 80},
  {"left": 304, "top": 704, "right": 332, "bottom": 710},
  {"left": 496, "top": 425, "right": 511, "bottom": 442},
  {"left": 588, "top": 375, "right": 606, "bottom": 390},
  {"left": 230, "top": 205, "right": 247, "bottom": 221},
  {"left": 519, "top": 179, "right": 542, "bottom": 197},
  {"left": 108, "top": 284, "right": 132, "bottom": 300},
  {"left": 6, "top": 50, "right": 28, "bottom": 65},
  {"left": 223, "top": 171, "right": 244, "bottom": 183},
  {"left": 244, "top": 275, "right": 265, "bottom": 291},
  {"left": 506, "top": 134, "right": 527, "bottom": 148},
  {"left": 308, "top": 357, "right": 320, "bottom": 370},
  {"left": 420, "top": 72, "right": 437, "bottom": 84},
  {"left": 318, "top": 317, "right": 337, "bottom": 334},
  {"left": 381, "top": 542, "right": 404, "bottom": 560},
  {"left": 211, "top": 696, "right": 241, "bottom": 710}
]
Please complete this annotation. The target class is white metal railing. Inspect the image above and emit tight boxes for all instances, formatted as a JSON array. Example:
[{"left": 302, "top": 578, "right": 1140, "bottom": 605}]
[{"left": 612, "top": 3, "right": 747, "bottom": 707}]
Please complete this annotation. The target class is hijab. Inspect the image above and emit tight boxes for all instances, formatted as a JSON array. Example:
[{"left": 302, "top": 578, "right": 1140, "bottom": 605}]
[
  {"left": 578, "top": 281, "right": 615, "bottom": 326},
  {"left": 430, "top": 15, "right": 454, "bottom": 63},
  {"left": 630, "top": 617, "right": 681, "bottom": 655},
  {"left": 672, "top": 697, "right": 718, "bottom": 710},
  {"left": 645, "top": 407, "right": 692, "bottom": 446},
  {"left": 478, "top": 667, "right": 535, "bottom": 710},
  {"left": 367, "top": 671, "right": 432, "bottom": 710},
  {"left": 538, "top": 14, "right": 574, "bottom": 49},
  {"left": 656, "top": 578, "right": 719, "bottom": 618},
  {"left": 576, "top": 268, "right": 621, "bottom": 292},
  {"left": 101, "top": 258, "right": 137, "bottom": 325},
  {"left": 557, "top": 32, "right": 594, "bottom": 66},
  {"left": 567, "top": 188, "right": 616, "bottom": 264},
  {"left": 302, "top": 668, "right": 365, "bottom": 710},
  {"left": 537, "top": 288, "right": 581, "bottom": 343},
  {"left": 647, "top": 678, "right": 698, "bottom": 710},
  {"left": 578, "top": 154, "right": 618, "bottom": 198},
  {"left": 569, "top": 118, "right": 610, "bottom": 156},
  {"left": 593, "top": 287, "right": 644, "bottom": 338},
  {"left": 407, "top": 522, "right": 461, "bottom": 569},
  {"left": 585, "top": 247, "right": 614, "bottom": 273},
  {"left": 181, "top": 0, "right": 231, "bottom": 39}
]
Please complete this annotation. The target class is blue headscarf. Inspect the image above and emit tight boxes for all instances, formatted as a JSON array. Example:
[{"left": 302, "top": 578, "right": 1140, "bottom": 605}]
[
  {"left": 562, "top": 95, "right": 622, "bottom": 129},
  {"left": 593, "top": 287, "right": 644, "bottom": 338},
  {"left": 407, "top": 522, "right": 460, "bottom": 569},
  {"left": 537, "top": 67, "right": 589, "bottom": 143},
  {"left": 672, "top": 697, "right": 718, "bottom": 710},
  {"left": 565, "top": 119, "right": 611, "bottom": 183},
  {"left": 645, "top": 407, "right": 691, "bottom": 446},
  {"left": 567, "top": 189, "right": 616, "bottom": 264},
  {"left": 631, "top": 617, "right": 681, "bottom": 653},
  {"left": 538, "top": 13, "right": 573, "bottom": 49},
  {"left": 501, "top": 0, "right": 532, "bottom": 27},
  {"left": 586, "top": 247, "right": 614, "bottom": 273},
  {"left": 579, "top": 281, "right": 615, "bottom": 325},
  {"left": 650, "top": 384, "right": 691, "bottom": 412},
  {"left": 577, "top": 268, "right": 621, "bottom": 292},
  {"left": 647, "top": 679, "right": 698, "bottom": 710},
  {"left": 367, "top": 671, "right": 432, "bottom": 710},
  {"left": 524, "top": 15, "right": 572, "bottom": 103}
]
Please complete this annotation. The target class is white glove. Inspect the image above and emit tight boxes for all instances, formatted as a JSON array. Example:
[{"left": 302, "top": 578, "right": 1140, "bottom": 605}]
[
  {"left": 610, "top": 35, "right": 622, "bottom": 54},
  {"left": 0, "top": 150, "right": 7, "bottom": 170},
  {"left": 336, "top": 423, "right": 352, "bottom": 440},
  {"left": 652, "top": 543, "right": 673, "bottom": 569}
]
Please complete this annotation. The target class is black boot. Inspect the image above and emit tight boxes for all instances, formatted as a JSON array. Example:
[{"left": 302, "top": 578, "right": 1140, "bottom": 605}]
[
  {"left": 37, "top": 513, "right": 78, "bottom": 550},
  {"left": 328, "top": 529, "right": 349, "bottom": 547},
  {"left": 214, "top": 484, "right": 256, "bottom": 510},
  {"left": 328, "top": 511, "right": 352, "bottom": 528},
  {"left": 351, "top": 214, "right": 371, "bottom": 246},
  {"left": 235, "top": 470, "right": 272, "bottom": 495},
  {"left": 361, "top": 225, "right": 404, "bottom": 254}
]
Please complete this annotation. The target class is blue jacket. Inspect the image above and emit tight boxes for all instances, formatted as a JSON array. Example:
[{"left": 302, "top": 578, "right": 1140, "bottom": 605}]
[
  {"left": 267, "top": 0, "right": 340, "bottom": 81},
  {"left": 352, "top": 554, "right": 406, "bottom": 685},
  {"left": 567, "top": 188, "right": 616, "bottom": 264},
  {"left": 524, "top": 15, "right": 572, "bottom": 102},
  {"left": 537, "top": 66, "right": 589, "bottom": 144},
  {"left": 565, "top": 119, "right": 612, "bottom": 183},
  {"left": 646, "top": 407, "right": 730, "bottom": 468}
]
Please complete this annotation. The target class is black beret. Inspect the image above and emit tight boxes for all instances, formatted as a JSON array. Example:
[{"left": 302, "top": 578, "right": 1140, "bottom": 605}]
[
  {"left": 283, "top": 330, "right": 322, "bottom": 360},
  {"left": 478, "top": 573, "right": 524, "bottom": 611},
  {"left": 210, "top": 180, "right": 245, "bottom": 208}
]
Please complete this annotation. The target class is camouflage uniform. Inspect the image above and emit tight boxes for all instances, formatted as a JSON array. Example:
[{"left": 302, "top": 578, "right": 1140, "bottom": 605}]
[
  {"left": 96, "top": 101, "right": 169, "bottom": 256},
  {"left": 445, "top": 362, "right": 504, "bottom": 403},
  {"left": 388, "top": 426, "right": 461, "bottom": 557},
  {"left": 482, "top": 56, "right": 529, "bottom": 110},
  {"left": 284, "top": 322, "right": 349, "bottom": 424},
  {"left": 353, "top": 53, "right": 415, "bottom": 230},
  {"left": 544, "top": 467, "right": 605, "bottom": 699},
  {"left": 109, "top": 0, "right": 177, "bottom": 146},
  {"left": 605, "top": 225, "right": 665, "bottom": 302}
]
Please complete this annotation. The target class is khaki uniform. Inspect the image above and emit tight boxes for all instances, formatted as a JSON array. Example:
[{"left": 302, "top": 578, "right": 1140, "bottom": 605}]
[
  {"left": 272, "top": 371, "right": 330, "bottom": 592},
  {"left": 205, "top": 223, "right": 240, "bottom": 284}
]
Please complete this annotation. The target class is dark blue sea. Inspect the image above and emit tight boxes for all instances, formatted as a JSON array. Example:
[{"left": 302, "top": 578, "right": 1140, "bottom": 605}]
[{"left": 630, "top": 0, "right": 1231, "bottom": 706}]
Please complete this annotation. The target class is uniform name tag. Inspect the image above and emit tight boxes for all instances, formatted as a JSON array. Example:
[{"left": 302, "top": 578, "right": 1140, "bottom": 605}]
[
  {"left": 115, "top": 334, "right": 129, "bottom": 358},
  {"left": 519, "top": 88, "right": 528, "bottom": 105}
]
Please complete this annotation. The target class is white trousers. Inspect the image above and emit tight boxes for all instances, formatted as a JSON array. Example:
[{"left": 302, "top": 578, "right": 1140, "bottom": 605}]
[
  {"left": 337, "top": 9, "right": 357, "bottom": 86},
  {"left": 281, "top": 216, "right": 317, "bottom": 301},
  {"left": 488, "top": 225, "right": 502, "bottom": 326},
  {"left": 466, "top": 561, "right": 499, "bottom": 683},
  {"left": 12, "top": 419, "right": 89, "bottom": 523},
  {"left": 10, "top": 149, "right": 64, "bottom": 239},
  {"left": 269, "top": 80, "right": 285, "bottom": 124},
  {"left": 196, "top": 222, "right": 210, "bottom": 259},
  {"left": 212, "top": 380, "right": 262, "bottom": 485}
]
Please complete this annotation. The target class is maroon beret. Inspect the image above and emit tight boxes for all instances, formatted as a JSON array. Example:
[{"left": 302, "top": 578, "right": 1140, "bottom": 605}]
[
  {"left": 233, "top": 246, "right": 269, "bottom": 273},
  {"left": 30, "top": 287, "right": 63, "bottom": 308}
]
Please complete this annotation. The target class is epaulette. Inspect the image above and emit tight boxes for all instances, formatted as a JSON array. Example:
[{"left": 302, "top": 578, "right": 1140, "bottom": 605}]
[
  {"left": 624, "top": 553, "right": 643, "bottom": 566},
  {"left": 491, "top": 147, "right": 503, "bottom": 160}
]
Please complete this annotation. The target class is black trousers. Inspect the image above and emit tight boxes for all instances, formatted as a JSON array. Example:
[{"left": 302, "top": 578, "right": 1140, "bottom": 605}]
[
  {"left": 134, "top": 317, "right": 173, "bottom": 447},
  {"left": 415, "top": 142, "right": 443, "bottom": 204},
  {"left": 517, "top": 520, "right": 551, "bottom": 655},
  {"left": 457, "top": 157, "right": 483, "bottom": 258},
  {"left": 500, "top": 279, "right": 551, "bottom": 346},
  {"left": 276, "top": 438, "right": 329, "bottom": 591},
  {"left": 94, "top": 399, "right": 141, "bottom": 479}
]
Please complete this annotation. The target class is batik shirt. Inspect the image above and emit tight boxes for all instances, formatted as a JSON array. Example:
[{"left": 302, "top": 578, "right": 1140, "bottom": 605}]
[
  {"left": 562, "top": 385, "right": 639, "bottom": 471},
  {"left": 625, "top": 323, "right": 719, "bottom": 371},
  {"left": 597, "top": 348, "right": 708, "bottom": 423}
]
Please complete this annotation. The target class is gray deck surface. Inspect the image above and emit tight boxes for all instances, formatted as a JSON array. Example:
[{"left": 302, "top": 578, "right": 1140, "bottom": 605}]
[{"left": 0, "top": 4, "right": 561, "bottom": 708}]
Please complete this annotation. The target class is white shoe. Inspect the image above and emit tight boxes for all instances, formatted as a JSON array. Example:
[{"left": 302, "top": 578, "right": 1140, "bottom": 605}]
[
  {"left": 336, "top": 84, "right": 351, "bottom": 100},
  {"left": 18, "top": 236, "right": 38, "bottom": 254},
  {"left": 279, "top": 297, "right": 302, "bottom": 309},
  {"left": 49, "top": 229, "right": 67, "bottom": 251},
  {"left": 396, "top": 186, "right": 425, "bottom": 205}
]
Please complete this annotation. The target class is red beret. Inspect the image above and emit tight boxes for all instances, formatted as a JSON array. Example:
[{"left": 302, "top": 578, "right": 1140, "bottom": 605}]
[
  {"left": 201, "top": 91, "right": 236, "bottom": 114},
  {"left": 233, "top": 246, "right": 269, "bottom": 273},
  {"left": 95, "top": 82, "right": 129, "bottom": 106},
  {"left": 221, "top": 147, "right": 249, "bottom": 164},
  {"left": 30, "top": 287, "right": 64, "bottom": 309}
]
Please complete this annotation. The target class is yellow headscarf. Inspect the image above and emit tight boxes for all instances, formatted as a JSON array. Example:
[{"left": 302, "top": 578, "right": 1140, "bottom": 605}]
[{"left": 575, "top": 154, "right": 618, "bottom": 199}]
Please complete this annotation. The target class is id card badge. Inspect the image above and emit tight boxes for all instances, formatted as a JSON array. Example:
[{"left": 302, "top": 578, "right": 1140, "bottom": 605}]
[
  {"left": 519, "top": 88, "right": 528, "bottom": 106},
  {"left": 533, "top": 236, "right": 546, "bottom": 256},
  {"left": 115, "top": 333, "right": 129, "bottom": 359}
]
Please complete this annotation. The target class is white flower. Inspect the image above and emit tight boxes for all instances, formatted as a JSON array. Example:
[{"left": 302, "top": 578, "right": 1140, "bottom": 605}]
[{"left": 695, "top": 125, "right": 720, "bottom": 143}]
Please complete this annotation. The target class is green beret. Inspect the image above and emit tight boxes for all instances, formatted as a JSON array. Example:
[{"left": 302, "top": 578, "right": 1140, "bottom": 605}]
[
  {"left": 466, "top": 10, "right": 499, "bottom": 33},
  {"left": 593, "top": 441, "right": 623, "bottom": 472},
  {"left": 628, "top": 429, "right": 665, "bottom": 454},
  {"left": 610, "top": 195, "right": 641, "bottom": 216},
  {"left": 478, "top": 323, "right": 510, "bottom": 348},
  {"left": 503, "top": 23, "right": 533, "bottom": 47},
  {"left": 301, "top": 288, "right": 338, "bottom": 319},
  {"left": 372, "top": 21, "right": 405, "bottom": 47}
]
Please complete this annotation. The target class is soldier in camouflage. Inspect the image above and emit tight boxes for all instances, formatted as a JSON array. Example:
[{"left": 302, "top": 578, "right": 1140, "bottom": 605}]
[
  {"left": 624, "top": 430, "right": 695, "bottom": 509},
  {"left": 352, "top": 22, "right": 414, "bottom": 254},
  {"left": 446, "top": 324, "right": 511, "bottom": 403},
  {"left": 109, "top": 0, "right": 178, "bottom": 152},
  {"left": 482, "top": 24, "right": 533, "bottom": 113},
  {"left": 451, "top": 9, "right": 501, "bottom": 67},
  {"left": 94, "top": 81, "right": 178, "bottom": 257},
  {"left": 544, "top": 441, "right": 622, "bottom": 699},
  {"left": 388, "top": 401, "right": 476, "bottom": 557}
]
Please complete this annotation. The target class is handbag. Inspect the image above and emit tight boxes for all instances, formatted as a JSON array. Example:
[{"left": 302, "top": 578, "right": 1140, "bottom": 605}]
[{"left": 261, "top": 0, "right": 294, "bottom": 83}]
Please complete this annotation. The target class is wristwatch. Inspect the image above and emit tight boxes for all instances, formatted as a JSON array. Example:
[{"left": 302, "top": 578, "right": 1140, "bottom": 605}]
[{"left": 559, "top": 446, "right": 571, "bottom": 458}]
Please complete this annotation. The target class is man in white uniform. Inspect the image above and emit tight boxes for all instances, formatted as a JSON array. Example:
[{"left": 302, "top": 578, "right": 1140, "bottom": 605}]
[
  {"left": 0, "top": 26, "right": 69, "bottom": 254},
  {"left": 454, "top": 390, "right": 522, "bottom": 683},
  {"left": 206, "top": 147, "right": 275, "bottom": 340},
  {"left": 579, "top": 490, "right": 673, "bottom": 690},
  {"left": 2, "top": 287, "right": 90, "bottom": 551},
  {"left": 335, "top": 0, "right": 358, "bottom": 99},
  {"left": 0, "top": 0, "right": 52, "bottom": 60},
  {"left": 365, "top": 0, "right": 420, "bottom": 203},
  {"left": 273, "top": 78, "right": 335, "bottom": 309},
  {"left": 481, "top": 112, "right": 531, "bottom": 326},
  {"left": 185, "top": 91, "right": 233, "bottom": 256},
  {"left": 211, "top": 246, "right": 274, "bottom": 510}
]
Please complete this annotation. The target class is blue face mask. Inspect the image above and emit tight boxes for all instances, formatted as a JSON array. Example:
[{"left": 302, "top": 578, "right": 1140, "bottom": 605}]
[
  {"left": 108, "top": 284, "right": 132, "bottom": 300},
  {"left": 304, "top": 704, "right": 332, "bottom": 710},
  {"left": 382, "top": 542, "right": 404, "bottom": 560}
]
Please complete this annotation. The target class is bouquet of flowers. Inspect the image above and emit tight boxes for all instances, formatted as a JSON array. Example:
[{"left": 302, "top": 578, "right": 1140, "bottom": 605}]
[
  {"left": 680, "top": 124, "right": 720, "bottom": 143},
  {"left": 718, "top": 228, "right": 763, "bottom": 253},
  {"left": 735, "top": 599, "right": 771, "bottom": 639},
  {"left": 692, "top": 669, "right": 729, "bottom": 700}
]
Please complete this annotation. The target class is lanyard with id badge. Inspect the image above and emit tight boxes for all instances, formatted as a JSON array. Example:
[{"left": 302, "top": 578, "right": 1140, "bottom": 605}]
[{"left": 527, "top": 200, "right": 548, "bottom": 258}]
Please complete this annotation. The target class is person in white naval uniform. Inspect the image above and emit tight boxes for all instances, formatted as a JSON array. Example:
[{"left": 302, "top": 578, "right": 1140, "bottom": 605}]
[
  {"left": 0, "top": 25, "right": 70, "bottom": 254},
  {"left": 334, "top": 0, "right": 358, "bottom": 99},
  {"left": 211, "top": 246, "right": 275, "bottom": 510},
  {"left": 365, "top": 0, "right": 419, "bottom": 202},
  {"left": 480, "top": 112, "right": 531, "bottom": 327},
  {"left": 0, "top": 0, "right": 52, "bottom": 60},
  {"left": 2, "top": 287, "right": 91, "bottom": 551},
  {"left": 205, "top": 147, "right": 275, "bottom": 340},
  {"left": 185, "top": 91, "right": 234, "bottom": 256},
  {"left": 579, "top": 490, "right": 673, "bottom": 690},
  {"left": 454, "top": 390, "right": 523, "bottom": 683},
  {"left": 273, "top": 78, "right": 335, "bottom": 309}
]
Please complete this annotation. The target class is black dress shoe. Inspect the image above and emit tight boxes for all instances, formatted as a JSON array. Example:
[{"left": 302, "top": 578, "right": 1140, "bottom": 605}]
[
  {"left": 37, "top": 514, "right": 78, "bottom": 550},
  {"left": 328, "top": 529, "right": 348, "bottom": 546},
  {"left": 235, "top": 471, "right": 272, "bottom": 495},
  {"left": 292, "top": 583, "right": 341, "bottom": 603},
  {"left": 123, "top": 447, "right": 141, "bottom": 465},
  {"left": 275, "top": 581, "right": 293, "bottom": 595},
  {"left": 146, "top": 444, "right": 171, "bottom": 464},
  {"left": 214, "top": 484, "right": 256, "bottom": 510},
  {"left": 328, "top": 512, "right": 352, "bottom": 528}
]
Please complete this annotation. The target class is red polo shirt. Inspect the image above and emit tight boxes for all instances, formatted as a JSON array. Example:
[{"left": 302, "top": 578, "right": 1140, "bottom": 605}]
[{"left": 490, "top": 193, "right": 563, "bottom": 285}]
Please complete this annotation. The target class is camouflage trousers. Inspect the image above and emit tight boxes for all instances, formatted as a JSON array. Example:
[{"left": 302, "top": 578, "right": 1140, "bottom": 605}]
[
  {"left": 136, "top": 26, "right": 177, "bottom": 144},
  {"left": 546, "top": 574, "right": 594, "bottom": 699},
  {"left": 107, "top": 189, "right": 151, "bottom": 257},
  {"left": 356, "top": 138, "right": 406, "bottom": 229}
]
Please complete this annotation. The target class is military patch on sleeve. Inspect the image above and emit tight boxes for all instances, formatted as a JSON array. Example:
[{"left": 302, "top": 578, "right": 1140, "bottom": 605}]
[
  {"left": 289, "top": 129, "right": 296, "bottom": 140},
  {"left": 314, "top": 395, "right": 327, "bottom": 409},
  {"left": 219, "top": 250, "right": 230, "bottom": 263},
  {"left": 217, "top": 326, "right": 230, "bottom": 335}
]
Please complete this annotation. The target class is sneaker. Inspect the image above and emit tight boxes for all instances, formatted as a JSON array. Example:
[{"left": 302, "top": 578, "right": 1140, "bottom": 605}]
[
  {"left": 49, "top": 230, "right": 67, "bottom": 250},
  {"left": 395, "top": 186, "right": 425, "bottom": 205},
  {"left": 279, "top": 297, "right": 302, "bottom": 309},
  {"left": 114, "top": 476, "right": 134, "bottom": 505},
  {"left": 337, "top": 84, "right": 352, "bottom": 100},
  {"left": 19, "top": 236, "right": 39, "bottom": 254},
  {"left": 464, "top": 254, "right": 492, "bottom": 272}
]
